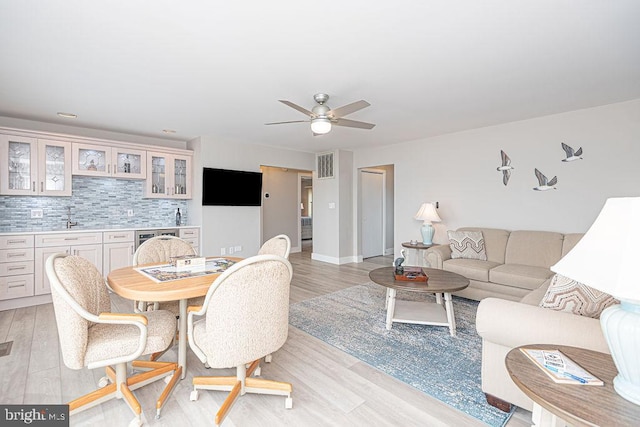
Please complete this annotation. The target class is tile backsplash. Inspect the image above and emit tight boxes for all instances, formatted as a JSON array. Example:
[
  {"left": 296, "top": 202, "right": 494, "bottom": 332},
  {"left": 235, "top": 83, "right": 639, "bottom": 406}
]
[{"left": 0, "top": 176, "right": 188, "bottom": 232}]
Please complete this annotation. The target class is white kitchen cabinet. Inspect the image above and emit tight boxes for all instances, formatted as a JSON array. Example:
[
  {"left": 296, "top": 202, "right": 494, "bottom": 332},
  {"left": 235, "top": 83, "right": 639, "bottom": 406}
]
[
  {"left": 72, "top": 143, "right": 146, "bottom": 179},
  {"left": 145, "top": 152, "right": 192, "bottom": 199},
  {"left": 0, "top": 235, "right": 35, "bottom": 301},
  {"left": 0, "top": 135, "right": 72, "bottom": 196},
  {"left": 103, "top": 230, "right": 135, "bottom": 275},
  {"left": 34, "top": 232, "right": 103, "bottom": 296},
  {"left": 179, "top": 227, "right": 200, "bottom": 253}
]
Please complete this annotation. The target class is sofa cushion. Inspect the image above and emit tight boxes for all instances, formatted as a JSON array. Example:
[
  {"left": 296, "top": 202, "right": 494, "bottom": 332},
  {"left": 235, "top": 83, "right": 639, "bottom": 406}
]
[
  {"left": 504, "top": 230, "right": 564, "bottom": 268},
  {"left": 458, "top": 227, "right": 510, "bottom": 264},
  {"left": 490, "top": 264, "right": 554, "bottom": 290},
  {"left": 562, "top": 233, "right": 584, "bottom": 257},
  {"left": 447, "top": 230, "right": 487, "bottom": 260},
  {"left": 443, "top": 259, "right": 501, "bottom": 282},
  {"left": 540, "top": 274, "right": 619, "bottom": 318}
]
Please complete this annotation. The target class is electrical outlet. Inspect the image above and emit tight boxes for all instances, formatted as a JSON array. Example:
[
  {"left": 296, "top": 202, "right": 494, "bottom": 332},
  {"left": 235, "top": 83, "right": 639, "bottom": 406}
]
[
  {"left": 221, "top": 248, "right": 226, "bottom": 255},
  {"left": 30, "top": 209, "right": 43, "bottom": 219},
  {"left": 228, "top": 247, "right": 234, "bottom": 255},
  {"left": 234, "top": 245, "right": 242, "bottom": 252},
  {"left": 127, "top": 209, "right": 134, "bottom": 217}
]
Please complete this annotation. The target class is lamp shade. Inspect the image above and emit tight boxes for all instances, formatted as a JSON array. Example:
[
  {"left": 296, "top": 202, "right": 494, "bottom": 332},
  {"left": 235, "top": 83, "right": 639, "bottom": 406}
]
[
  {"left": 310, "top": 118, "right": 331, "bottom": 135},
  {"left": 551, "top": 197, "right": 640, "bottom": 304},
  {"left": 414, "top": 203, "right": 442, "bottom": 224}
]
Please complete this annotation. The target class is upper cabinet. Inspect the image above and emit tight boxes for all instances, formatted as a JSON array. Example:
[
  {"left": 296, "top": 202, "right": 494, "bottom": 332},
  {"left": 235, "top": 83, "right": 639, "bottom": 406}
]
[
  {"left": 0, "top": 134, "right": 72, "bottom": 196},
  {"left": 72, "top": 143, "right": 146, "bottom": 179},
  {"left": 145, "top": 152, "right": 192, "bottom": 199}
]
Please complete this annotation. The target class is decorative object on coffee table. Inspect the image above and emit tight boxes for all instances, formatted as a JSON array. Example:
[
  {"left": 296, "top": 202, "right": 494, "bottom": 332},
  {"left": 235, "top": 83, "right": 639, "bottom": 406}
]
[
  {"left": 414, "top": 202, "right": 441, "bottom": 245},
  {"left": 551, "top": 197, "right": 640, "bottom": 406}
]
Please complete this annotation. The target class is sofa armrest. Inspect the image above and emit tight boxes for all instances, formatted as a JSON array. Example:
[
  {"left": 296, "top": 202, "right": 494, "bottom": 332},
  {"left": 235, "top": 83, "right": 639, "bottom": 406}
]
[
  {"left": 476, "top": 297, "right": 609, "bottom": 353},
  {"left": 424, "top": 244, "right": 451, "bottom": 269}
]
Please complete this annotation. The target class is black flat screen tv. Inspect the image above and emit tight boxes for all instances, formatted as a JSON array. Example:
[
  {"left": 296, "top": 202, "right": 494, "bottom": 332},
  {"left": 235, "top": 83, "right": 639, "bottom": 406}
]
[{"left": 202, "top": 167, "right": 263, "bottom": 206}]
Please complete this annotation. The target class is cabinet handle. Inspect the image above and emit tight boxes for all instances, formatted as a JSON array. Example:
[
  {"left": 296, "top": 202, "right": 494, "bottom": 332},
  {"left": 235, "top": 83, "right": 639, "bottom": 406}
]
[
  {"left": 8, "top": 283, "right": 25, "bottom": 289},
  {"left": 7, "top": 239, "right": 27, "bottom": 244},
  {"left": 108, "top": 164, "right": 111, "bottom": 174},
  {"left": 40, "top": 182, "right": 44, "bottom": 192},
  {"left": 32, "top": 181, "right": 36, "bottom": 192},
  {"left": 8, "top": 266, "right": 26, "bottom": 271},
  {"left": 64, "top": 237, "right": 79, "bottom": 241},
  {"left": 7, "top": 252, "right": 26, "bottom": 258},
  {"left": 112, "top": 234, "right": 127, "bottom": 239},
  {"left": 73, "top": 249, "right": 77, "bottom": 255}
]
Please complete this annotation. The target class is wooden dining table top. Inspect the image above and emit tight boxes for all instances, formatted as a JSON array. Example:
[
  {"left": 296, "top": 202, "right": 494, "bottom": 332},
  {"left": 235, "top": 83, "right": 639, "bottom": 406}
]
[{"left": 107, "top": 257, "right": 243, "bottom": 302}]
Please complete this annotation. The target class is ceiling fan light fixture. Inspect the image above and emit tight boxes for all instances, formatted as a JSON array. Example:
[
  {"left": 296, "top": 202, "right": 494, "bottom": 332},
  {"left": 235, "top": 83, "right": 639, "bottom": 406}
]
[{"left": 311, "top": 118, "right": 331, "bottom": 135}]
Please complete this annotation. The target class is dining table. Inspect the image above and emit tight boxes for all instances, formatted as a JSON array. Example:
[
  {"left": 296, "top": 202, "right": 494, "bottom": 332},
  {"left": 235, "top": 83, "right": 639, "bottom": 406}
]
[{"left": 107, "top": 257, "right": 242, "bottom": 379}]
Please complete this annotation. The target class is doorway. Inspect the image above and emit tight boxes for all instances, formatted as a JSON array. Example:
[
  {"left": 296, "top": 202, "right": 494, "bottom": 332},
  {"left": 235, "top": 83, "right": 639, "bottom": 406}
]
[
  {"left": 300, "top": 174, "right": 313, "bottom": 253},
  {"left": 359, "top": 165, "right": 394, "bottom": 260}
]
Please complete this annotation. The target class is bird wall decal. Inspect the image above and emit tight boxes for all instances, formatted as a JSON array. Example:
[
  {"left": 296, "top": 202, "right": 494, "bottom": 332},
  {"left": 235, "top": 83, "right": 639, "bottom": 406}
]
[
  {"left": 533, "top": 168, "right": 557, "bottom": 191},
  {"left": 497, "top": 150, "right": 514, "bottom": 186},
  {"left": 561, "top": 142, "right": 583, "bottom": 162}
]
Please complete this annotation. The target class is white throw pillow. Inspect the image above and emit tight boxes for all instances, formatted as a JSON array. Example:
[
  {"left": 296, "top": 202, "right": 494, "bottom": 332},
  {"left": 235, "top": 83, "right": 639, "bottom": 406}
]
[
  {"left": 447, "top": 230, "right": 487, "bottom": 261},
  {"left": 539, "top": 274, "right": 618, "bottom": 318}
]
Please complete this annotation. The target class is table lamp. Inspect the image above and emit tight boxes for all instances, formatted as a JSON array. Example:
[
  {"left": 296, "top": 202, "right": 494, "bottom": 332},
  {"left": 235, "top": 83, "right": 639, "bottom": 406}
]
[
  {"left": 551, "top": 197, "right": 640, "bottom": 405},
  {"left": 414, "top": 202, "right": 441, "bottom": 245}
]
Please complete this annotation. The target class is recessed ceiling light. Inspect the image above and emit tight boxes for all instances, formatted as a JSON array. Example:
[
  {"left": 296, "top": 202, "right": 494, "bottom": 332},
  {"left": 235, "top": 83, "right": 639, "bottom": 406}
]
[
  {"left": 57, "top": 112, "right": 77, "bottom": 119},
  {"left": 162, "top": 129, "right": 176, "bottom": 134}
]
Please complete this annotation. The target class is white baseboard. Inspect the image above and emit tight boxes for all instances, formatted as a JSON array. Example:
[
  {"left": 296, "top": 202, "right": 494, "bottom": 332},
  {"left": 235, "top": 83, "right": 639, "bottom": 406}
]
[
  {"left": 384, "top": 247, "right": 394, "bottom": 256},
  {"left": 290, "top": 246, "right": 301, "bottom": 254},
  {"left": 311, "top": 253, "right": 360, "bottom": 265}
]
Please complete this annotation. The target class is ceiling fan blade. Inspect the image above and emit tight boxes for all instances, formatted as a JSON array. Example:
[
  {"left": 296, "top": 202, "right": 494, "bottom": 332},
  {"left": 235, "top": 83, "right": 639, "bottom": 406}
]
[
  {"left": 333, "top": 118, "right": 376, "bottom": 129},
  {"left": 265, "top": 120, "right": 308, "bottom": 125},
  {"left": 329, "top": 100, "right": 370, "bottom": 118},
  {"left": 279, "top": 100, "right": 313, "bottom": 117}
]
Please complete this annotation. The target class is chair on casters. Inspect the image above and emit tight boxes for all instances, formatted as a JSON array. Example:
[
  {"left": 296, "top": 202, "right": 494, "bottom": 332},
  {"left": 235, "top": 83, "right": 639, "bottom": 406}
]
[
  {"left": 46, "top": 253, "right": 181, "bottom": 426},
  {"left": 258, "top": 234, "right": 291, "bottom": 259},
  {"left": 257, "top": 234, "right": 291, "bottom": 363},
  {"left": 187, "top": 254, "right": 294, "bottom": 426},
  {"left": 132, "top": 235, "right": 204, "bottom": 360}
]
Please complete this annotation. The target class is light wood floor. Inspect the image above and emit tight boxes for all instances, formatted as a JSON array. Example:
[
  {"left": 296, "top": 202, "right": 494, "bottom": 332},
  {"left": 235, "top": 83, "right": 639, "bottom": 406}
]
[{"left": 0, "top": 244, "right": 531, "bottom": 426}]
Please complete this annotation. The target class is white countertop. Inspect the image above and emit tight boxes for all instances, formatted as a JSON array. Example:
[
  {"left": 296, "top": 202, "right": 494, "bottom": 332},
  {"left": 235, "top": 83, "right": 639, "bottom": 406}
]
[{"left": 0, "top": 225, "right": 200, "bottom": 236}]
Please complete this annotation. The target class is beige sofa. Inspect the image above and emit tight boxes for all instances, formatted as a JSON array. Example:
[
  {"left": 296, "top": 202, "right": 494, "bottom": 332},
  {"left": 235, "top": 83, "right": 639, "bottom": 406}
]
[
  {"left": 475, "top": 285, "right": 609, "bottom": 411},
  {"left": 424, "top": 227, "right": 584, "bottom": 302}
]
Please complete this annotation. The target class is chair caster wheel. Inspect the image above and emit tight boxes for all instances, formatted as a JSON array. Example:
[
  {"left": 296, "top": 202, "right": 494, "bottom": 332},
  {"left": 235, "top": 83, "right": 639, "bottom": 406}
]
[
  {"left": 190, "top": 390, "right": 199, "bottom": 401},
  {"left": 164, "top": 374, "right": 173, "bottom": 384},
  {"left": 285, "top": 397, "right": 293, "bottom": 409},
  {"left": 98, "top": 376, "right": 110, "bottom": 387},
  {"left": 265, "top": 354, "right": 272, "bottom": 363}
]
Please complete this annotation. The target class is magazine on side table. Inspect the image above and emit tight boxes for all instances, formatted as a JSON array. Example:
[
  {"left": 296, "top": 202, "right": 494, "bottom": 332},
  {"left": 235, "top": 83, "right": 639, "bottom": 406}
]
[{"left": 520, "top": 348, "right": 603, "bottom": 386}]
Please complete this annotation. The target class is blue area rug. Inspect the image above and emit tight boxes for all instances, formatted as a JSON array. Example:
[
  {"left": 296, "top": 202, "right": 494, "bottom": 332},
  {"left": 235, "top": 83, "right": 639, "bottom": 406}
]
[{"left": 289, "top": 282, "right": 513, "bottom": 426}]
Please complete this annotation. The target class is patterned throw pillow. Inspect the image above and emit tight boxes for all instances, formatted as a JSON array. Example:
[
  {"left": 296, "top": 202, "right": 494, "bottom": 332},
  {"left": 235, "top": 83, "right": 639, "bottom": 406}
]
[
  {"left": 447, "top": 230, "right": 487, "bottom": 261},
  {"left": 540, "top": 274, "right": 619, "bottom": 318}
]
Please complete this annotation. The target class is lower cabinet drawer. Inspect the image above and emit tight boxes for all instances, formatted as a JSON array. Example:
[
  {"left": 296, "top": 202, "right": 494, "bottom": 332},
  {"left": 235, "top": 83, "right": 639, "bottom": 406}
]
[
  {"left": 0, "top": 274, "right": 35, "bottom": 300},
  {"left": 0, "top": 261, "right": 35, "bottom": 276}
]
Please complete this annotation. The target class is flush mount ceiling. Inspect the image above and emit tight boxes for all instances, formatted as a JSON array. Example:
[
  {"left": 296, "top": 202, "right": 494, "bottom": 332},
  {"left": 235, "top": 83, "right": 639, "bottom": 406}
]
[{"left": 265, "top": 93, "right": 375, "bottom": 136}]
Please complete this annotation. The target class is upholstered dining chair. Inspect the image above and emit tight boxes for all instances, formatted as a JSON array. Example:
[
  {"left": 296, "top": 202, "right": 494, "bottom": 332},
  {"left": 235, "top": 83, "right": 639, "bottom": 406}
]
[
  {"left": 187, "top": 254, "right": 294, "bottom": 426},
  {"left": 46, "top": 253, "right": 181, "bottom": 426},
  {"left": 256, "top": 234, "right": 291, "bottom": 364},
  {"left": 258, "top": 234, "right": 291, "bottom": 259},
  {"left": 132, "top": 235, "right": 202, "bottom": 315}
]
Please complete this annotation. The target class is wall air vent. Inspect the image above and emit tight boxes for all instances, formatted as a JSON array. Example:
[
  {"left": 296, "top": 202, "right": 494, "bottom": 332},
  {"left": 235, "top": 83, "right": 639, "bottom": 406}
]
[{"left": 317, "top": 152, "right": 334, "bottom": 179}]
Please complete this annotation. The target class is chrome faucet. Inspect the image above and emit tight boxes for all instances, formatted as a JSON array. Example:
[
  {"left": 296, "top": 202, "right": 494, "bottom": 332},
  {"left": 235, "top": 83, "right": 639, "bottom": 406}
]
[{"left": 65, "top": 206, "right": 78, "bottom": 229}]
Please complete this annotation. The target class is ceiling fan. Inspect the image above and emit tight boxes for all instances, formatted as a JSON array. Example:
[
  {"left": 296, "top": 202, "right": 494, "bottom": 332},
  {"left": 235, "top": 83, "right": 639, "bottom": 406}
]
[{"left": 265, "top": 93, "right": 375, "bottom": 136}]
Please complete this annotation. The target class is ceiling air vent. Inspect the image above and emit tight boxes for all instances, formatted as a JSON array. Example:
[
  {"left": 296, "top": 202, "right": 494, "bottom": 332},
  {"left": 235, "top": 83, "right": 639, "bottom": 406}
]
[{"left": 317, "top": 152, "right": 334, "bottom": 179}]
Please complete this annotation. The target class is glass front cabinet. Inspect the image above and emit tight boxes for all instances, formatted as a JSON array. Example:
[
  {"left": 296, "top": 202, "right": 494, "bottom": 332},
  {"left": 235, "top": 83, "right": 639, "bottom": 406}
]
[
  {"left": 72, "top": 143, "right": 146, "bottom": 179},
  {"left": 0, "top": 134, "right": 72, "bottom": 196},
  {"left": 145, "top": 151, "right": 191, "bottom": 199}
]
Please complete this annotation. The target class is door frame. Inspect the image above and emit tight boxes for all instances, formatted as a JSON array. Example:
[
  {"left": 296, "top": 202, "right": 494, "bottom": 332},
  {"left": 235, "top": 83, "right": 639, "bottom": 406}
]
[{"left": 359, "top": 168, "right": 386, "bottom": 259}]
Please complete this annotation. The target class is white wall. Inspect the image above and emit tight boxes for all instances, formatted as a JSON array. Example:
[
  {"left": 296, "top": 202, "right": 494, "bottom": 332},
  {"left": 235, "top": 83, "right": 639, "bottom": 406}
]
[
  {"left": 354, "top": 99, "right": 640, "bottom": 257},
  {"left": 188, "top": 136, "right": 314, "bottom": 258}
]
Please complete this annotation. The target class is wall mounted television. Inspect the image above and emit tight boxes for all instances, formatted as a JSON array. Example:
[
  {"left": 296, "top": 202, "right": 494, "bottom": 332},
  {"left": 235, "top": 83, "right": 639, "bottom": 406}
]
[{"left": 202, "top": 167, "right": 263, "bottom": 206}]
